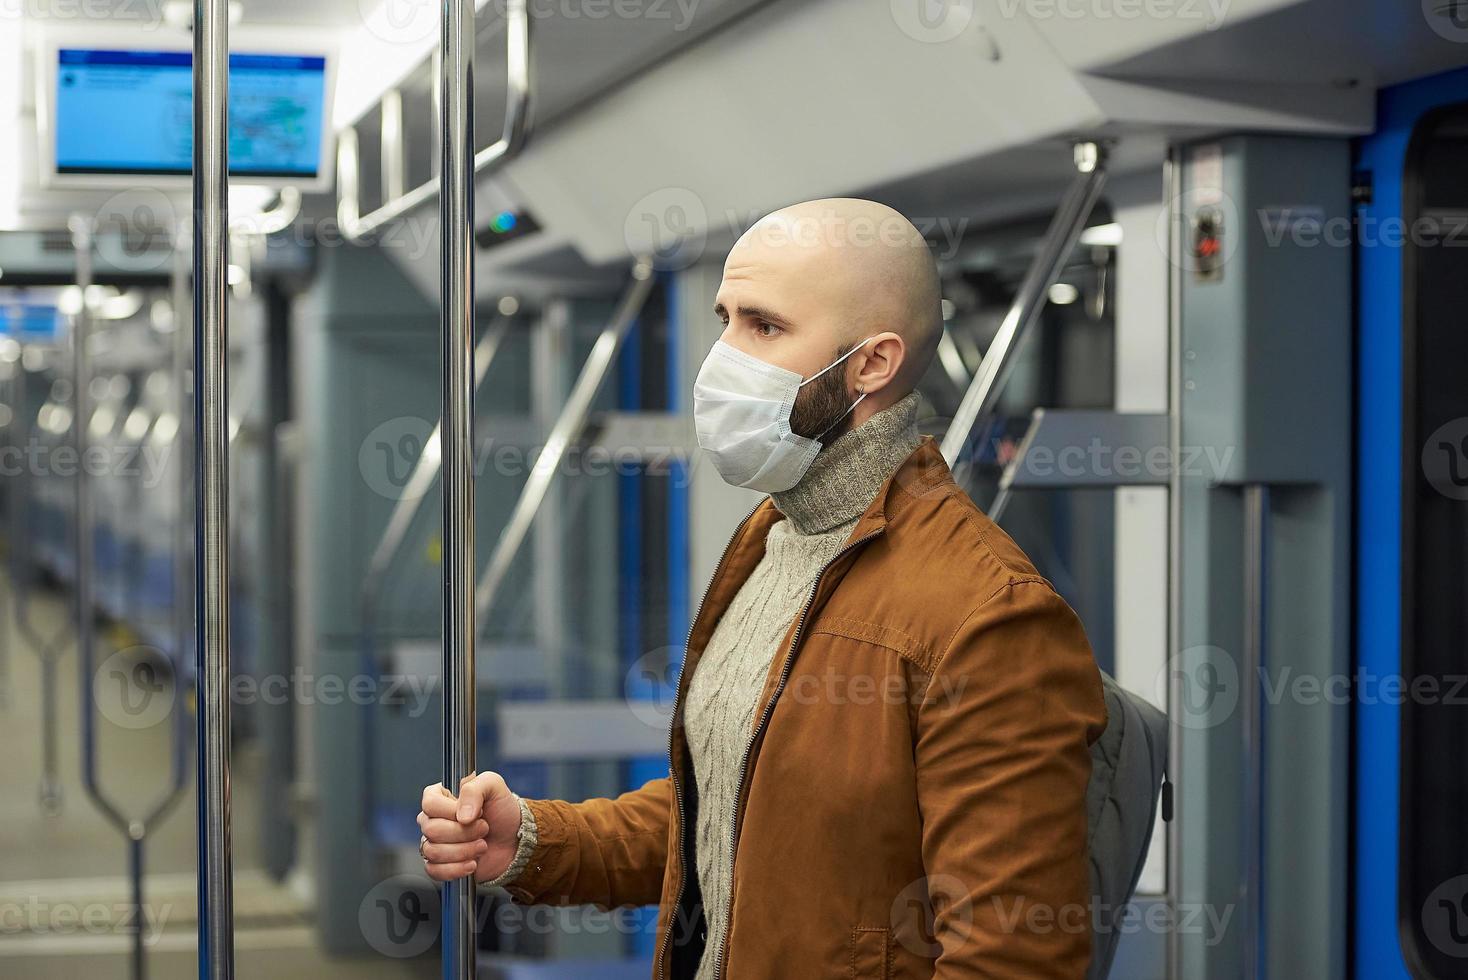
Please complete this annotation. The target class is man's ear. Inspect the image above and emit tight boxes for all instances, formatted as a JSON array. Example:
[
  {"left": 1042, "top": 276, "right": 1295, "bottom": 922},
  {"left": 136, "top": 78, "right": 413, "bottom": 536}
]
[{"left": 852, "top": 332, "right": 906, "bottom": 395}]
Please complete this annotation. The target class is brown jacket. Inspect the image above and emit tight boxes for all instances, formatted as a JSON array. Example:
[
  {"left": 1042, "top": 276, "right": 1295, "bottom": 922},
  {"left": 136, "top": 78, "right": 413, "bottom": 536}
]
[{"left": 503, "top": 440, "right": 1108, "bottom": 979}]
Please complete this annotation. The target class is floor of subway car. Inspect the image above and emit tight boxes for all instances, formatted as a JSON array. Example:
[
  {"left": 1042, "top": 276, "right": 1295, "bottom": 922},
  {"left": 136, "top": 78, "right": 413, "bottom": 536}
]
[{"left": 0, "top": 572, "right": 433, "bottom": 979}]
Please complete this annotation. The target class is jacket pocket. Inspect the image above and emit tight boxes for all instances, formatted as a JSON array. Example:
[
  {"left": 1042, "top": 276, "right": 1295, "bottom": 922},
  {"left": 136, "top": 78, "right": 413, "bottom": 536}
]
[{"left": 849, "top": 926, "right": 891, "bottom": 979}]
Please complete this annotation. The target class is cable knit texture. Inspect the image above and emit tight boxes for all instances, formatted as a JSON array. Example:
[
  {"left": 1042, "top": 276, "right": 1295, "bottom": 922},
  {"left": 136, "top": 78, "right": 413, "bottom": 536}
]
[
  {"left": 483, "top": 393, "right": 924, "bottom": 955},
  {"left": 483, "top": 797, "right": 538, "bottom": 890},
  {"left": 684, "top": 392, "right": 921, "bottom": 979}
]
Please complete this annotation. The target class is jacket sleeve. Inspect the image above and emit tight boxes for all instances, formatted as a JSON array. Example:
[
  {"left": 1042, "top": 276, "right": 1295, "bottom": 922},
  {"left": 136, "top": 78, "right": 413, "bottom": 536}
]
[
  {"left": 500, "top": 777, "right": 672, "bottom": 910},
  {"left": 914, "top": 578, "right": 1108, "bottom": 979}
]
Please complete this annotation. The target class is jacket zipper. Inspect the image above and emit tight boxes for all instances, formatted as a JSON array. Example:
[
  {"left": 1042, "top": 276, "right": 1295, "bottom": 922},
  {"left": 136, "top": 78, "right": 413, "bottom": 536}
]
[
  {"left": 709, "top": 526, "right": 884, "bottom": 980},
  {"left": 656, "top": 502, "right": 763, "bottom": 980}
]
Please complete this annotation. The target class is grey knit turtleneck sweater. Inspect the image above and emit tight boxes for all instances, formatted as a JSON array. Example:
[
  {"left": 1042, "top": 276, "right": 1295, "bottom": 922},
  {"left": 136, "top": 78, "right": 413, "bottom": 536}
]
[
  {"left": 684, "top": 392, "right": 922, "bottom": 979},
  {"left": 485, "top": 394, "right": 925, "bottom": 968}
]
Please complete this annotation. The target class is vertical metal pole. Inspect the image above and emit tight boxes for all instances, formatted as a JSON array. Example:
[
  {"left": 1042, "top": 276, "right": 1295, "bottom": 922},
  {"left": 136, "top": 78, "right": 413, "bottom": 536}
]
[
  {"left": 194, "top": 0, "right": 235, "bottom": 974},
  {"left": 174, "top": 224, "right": 193, "bottom": 684},
  {"left": 39, "top": 639, "right": 60, "bottom": 810},
  {"left": 1241, "top": 484, "right": 1268, "bottom": 980},
  {"left": 0, "top": 371, "right": 8, "bottom": 709},
  {"left": 70, "top": 214, "right": 100, "bottom": 819},
  {"left": 1164, "top": 146, "right": 1184, "bottom": 980},
  {"left": 7, "top": 361, "right": 66, "bottom": 813},
  {"left": 439, "top": 0, "right": 476, "bottom": 976}
]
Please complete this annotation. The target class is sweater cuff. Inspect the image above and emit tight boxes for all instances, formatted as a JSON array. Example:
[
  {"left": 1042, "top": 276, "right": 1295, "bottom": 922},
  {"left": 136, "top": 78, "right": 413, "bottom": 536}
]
[
  {"left": 497, "top": 798, "right": 576, "bottom": 905},
  {"left": 482, "top": 796, "right": 538, "bottom": 890}
]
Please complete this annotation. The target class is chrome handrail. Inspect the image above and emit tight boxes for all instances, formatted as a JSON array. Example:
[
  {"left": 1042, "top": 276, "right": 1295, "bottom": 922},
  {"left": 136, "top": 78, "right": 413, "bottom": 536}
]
[
  {"left": 475, "top": 259, "right": 654, "bottom": 625},
  {"left": 363, "top": 316, "right": 510, "bottom": 605},
  {"left": 440, "top": 0, "right": 482, "bottom": 973},
  {"left": 193, "top": 0, "right": 236, "bottom": 972},
  {"left": 939, "top": 141, "right": 1110, "bottom": 472},
  {"left": 71, "top": 216, "right": 192, "bottom": 980},
  {"left": 1241, "top": 483, "right": 1268, "bottom": 980},
  {"left": 339, "top": 0, "right": 533, "bottom": 243},
  {"left": 356, "top": 316, "right": 508, "bottom": 835},
  {"left": 6, "top": 358, "right": 71, "bottom": 814}
]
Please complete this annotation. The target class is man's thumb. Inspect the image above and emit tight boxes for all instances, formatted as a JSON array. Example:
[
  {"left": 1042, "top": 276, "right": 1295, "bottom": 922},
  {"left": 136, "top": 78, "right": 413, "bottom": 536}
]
[{"left": 455, "top": 776, "right": 482, "bottom": 823}]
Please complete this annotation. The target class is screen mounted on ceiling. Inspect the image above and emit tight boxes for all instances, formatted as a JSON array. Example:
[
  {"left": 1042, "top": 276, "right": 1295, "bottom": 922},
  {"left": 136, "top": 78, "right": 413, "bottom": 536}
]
[{"left": 53, "top": 48, "right": 328, "bottom": 181}]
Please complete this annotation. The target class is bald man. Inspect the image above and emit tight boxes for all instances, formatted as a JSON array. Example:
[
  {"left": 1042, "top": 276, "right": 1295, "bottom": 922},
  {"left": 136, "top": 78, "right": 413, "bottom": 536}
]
[{"left": 418, "top": 199, "right": 1107, "bottom": 979}]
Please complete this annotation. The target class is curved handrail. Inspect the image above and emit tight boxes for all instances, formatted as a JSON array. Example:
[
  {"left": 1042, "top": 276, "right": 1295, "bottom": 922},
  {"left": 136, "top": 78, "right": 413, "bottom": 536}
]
[
  {"left": 7, "top": 342, "right": 73, "bottom": 813},
  {"left": 940, "top": 141, "right": 1110, "bottom": 474},
  {"left": 338, "top": 0, "right": 534, "bottom": 243},
  {"left": 357, "top": 315, "right": 508, "bottom": 834},
  {"left": 72, "top": 214, "right": 191, "bottom": 980},
  {"left": 475, "top": 258, "right": 655, "bottom": 625},
  {"left": 362, "top": 315, "right": 510, "bottom": 612}
]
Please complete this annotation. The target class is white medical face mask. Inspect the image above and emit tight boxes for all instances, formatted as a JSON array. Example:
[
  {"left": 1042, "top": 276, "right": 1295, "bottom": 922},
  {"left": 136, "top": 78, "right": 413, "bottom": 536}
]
[{"left": 692, "top": 337, "right": 873, "bottom": 493}]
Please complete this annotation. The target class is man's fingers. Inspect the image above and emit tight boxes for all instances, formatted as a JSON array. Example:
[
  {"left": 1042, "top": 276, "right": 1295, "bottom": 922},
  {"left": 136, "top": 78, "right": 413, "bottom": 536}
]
[
  {"left": 456, "top": 774, "right": 496, "bottom": 823},
  {"left": 422, "top": 839, "right": 487, "bottom": 864},
  {"left": 424, "top": 859, "right": 479, "bottom": 882},
  {"left": 424, "top": 772, "right": 508, "bottom": 825},
  {"left": 420, "top": 817, "right": 488, "bottom": 843},
  {"left": 421, "top": 784, "right": 459, "bottom": 819}
]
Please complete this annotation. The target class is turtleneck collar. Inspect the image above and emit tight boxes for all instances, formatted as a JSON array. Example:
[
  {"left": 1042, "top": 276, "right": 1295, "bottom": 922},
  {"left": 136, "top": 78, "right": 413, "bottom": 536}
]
[{"left": 771, "top": 392, "right": 923, "bottom": 536}]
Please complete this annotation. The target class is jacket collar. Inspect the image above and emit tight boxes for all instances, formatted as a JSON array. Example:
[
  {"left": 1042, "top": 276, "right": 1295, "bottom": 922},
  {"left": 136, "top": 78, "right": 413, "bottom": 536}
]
[
  {"left": 749, "top": 436, "right": 955, "bottom": 550},
  {"left": 686, "top": 438, "right": 956, "bottom": 665}
]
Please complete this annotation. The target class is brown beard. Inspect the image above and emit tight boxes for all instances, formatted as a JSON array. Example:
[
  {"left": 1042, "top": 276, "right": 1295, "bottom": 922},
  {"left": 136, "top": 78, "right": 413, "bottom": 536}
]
[{"left": 789, "top": 344, "right": 855, "bottom": 446}]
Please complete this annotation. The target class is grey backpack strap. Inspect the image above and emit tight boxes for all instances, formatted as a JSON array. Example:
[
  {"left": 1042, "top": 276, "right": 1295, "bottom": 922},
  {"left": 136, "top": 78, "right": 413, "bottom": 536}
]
[{"left": 1086, "top": 671, "right": 1169, "bottom": 979}]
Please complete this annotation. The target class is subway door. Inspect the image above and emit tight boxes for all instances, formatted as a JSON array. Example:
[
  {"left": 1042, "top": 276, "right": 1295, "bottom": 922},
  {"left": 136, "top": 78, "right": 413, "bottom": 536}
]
[{"left": 1355, "top": 65, "right": 1468, "bottom": 980}]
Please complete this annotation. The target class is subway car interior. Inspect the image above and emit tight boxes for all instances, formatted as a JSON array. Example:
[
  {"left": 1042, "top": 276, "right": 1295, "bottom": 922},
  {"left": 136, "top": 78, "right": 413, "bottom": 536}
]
[{"left": 0, "top": 0, "right": 1465, "bottom": 978}]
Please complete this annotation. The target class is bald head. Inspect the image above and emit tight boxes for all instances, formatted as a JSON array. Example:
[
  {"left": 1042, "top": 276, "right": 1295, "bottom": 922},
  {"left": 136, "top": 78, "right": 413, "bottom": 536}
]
[{"left": 714, "top": 199, "right": 943, "bottom": 427}]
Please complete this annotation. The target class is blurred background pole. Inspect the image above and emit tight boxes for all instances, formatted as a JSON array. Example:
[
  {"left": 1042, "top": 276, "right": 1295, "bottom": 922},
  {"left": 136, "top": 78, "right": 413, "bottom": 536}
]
[
  {"left": 193, "top": 0, "right": 235, "bottom": 975},
  {"left": 439, "top": 0, "right": 477, "bottom": 977}
]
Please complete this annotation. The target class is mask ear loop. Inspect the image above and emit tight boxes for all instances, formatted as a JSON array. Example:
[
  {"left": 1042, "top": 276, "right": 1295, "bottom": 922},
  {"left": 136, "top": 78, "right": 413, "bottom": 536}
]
[
  {"left": 802, "top": 338, "right": 877, "bottom": 443},
  {"left": 813, "top": 390, "right": 869, "bottom": 442},
  {"left": 798, "top": 336, "right": 877, "bottom": 389}
]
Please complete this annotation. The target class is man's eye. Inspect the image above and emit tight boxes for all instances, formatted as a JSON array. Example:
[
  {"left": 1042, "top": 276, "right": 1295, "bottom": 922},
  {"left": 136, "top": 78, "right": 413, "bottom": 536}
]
[{"left": 755, "top": 321, "right": 779, "bottom": 337}]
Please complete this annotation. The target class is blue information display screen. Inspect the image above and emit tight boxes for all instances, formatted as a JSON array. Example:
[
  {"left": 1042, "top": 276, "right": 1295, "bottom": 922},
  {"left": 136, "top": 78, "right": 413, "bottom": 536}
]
[
  {"left": 0, "top": 304, "right": 65, "bottom": 341},
  {"left": 55, "top": 49, "right": 327, "bottom": 178}
]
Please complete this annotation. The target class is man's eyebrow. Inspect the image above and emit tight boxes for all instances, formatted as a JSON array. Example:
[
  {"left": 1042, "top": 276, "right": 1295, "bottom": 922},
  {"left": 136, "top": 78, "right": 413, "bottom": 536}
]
[{"left": 729, "top": 304, "right": 795, "bottom": 329}]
